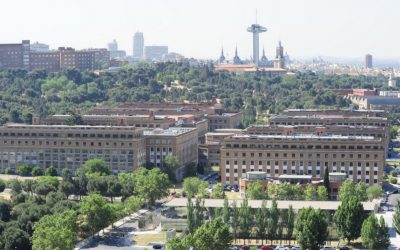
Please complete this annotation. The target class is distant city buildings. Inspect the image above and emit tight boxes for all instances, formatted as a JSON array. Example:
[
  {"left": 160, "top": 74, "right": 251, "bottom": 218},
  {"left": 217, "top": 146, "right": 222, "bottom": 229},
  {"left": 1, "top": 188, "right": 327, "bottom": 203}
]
[
  {"left": 107, "top": 39, "right": 127, "bottom": 59},
  {"left": 144, "top": 45, "right": 168, "bottom": 61},
  {"left": 133, "top": 32, "right": 144, "bottom": 59},
  {"left": 0, "top": 40, "right": 111, "bottom": 72},
  {"left": 216, "top": 21, "right": 287, "bottom": 75},
  {"left": 365, "top": 54, "right": 373, "bottom": 68}
]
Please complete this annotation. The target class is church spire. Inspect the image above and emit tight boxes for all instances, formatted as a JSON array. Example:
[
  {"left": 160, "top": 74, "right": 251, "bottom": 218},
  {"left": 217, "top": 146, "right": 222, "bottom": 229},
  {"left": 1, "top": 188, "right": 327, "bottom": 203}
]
[{"left": 219, "top": 47, "right": 225, "bottom": 63}]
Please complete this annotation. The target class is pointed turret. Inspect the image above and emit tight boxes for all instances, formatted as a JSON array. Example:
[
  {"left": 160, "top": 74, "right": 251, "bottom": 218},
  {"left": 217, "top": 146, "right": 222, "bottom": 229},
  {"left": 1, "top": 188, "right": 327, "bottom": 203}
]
[
  {"left": 233, "top": 46, "right": 242, "bottom": 64},
  {"left": 259, "top": 47, "right": 269, "bottom": 67},
  {"left": 219, "top": 47, "right": 225, "bottom": 63}
]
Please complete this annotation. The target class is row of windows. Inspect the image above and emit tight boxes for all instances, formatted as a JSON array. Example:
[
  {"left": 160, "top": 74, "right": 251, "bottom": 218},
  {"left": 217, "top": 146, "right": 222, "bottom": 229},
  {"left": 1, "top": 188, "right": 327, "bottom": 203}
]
[
  {"left": 0, "top": 132, "right": 139, "bottom": 139},
  {"left": 226, "top": 176, "right": 379, "bottom": 184},
  {"left": 226, "top": 160, "right": 380, "bottom": 167},
  {"left": 225, "top": 152, "right": 380, "bottom": 159},
  {"left": 227, "top": 144, "right": 381, "bottom": 150},
  {"left": 1, "top": 140, "right": 137, "bottom": 147},
  {"left": 226, "top": 168, "right": 379, "bottom": 176},
  {"left": 271, "top": 121, "right": 387, "bottom": 127}
]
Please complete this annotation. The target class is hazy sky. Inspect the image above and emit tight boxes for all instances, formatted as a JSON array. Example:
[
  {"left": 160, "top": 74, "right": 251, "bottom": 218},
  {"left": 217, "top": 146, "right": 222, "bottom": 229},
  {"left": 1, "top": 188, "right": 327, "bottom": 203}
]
[{"left": 2, "top": 0, "right": 399, "bottom": 60}]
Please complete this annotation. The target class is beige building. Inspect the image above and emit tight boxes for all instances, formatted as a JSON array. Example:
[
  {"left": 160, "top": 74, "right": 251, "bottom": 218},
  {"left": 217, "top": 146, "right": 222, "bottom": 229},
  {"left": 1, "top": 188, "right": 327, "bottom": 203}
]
[
  {"left": 40, "top": 114, "right": 174, "bottom": 129},
  {"left": 144, "top": 127, "right": 198, "bottom": 179},
  {"left": 0, "top": 124, "right": 146, "bottom": 174},
  {"left": 220, "top": 134, "right": 385, "bottom": 186},
  {"left": 207, "top": 112, "right": 243, "bottom": 131}
]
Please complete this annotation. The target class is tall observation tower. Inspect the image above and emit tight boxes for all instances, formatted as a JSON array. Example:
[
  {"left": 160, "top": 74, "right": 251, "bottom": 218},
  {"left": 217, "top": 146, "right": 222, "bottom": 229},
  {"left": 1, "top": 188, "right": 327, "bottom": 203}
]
[{"left": 247, "top": 22, "right": 267, "bottom": 66}]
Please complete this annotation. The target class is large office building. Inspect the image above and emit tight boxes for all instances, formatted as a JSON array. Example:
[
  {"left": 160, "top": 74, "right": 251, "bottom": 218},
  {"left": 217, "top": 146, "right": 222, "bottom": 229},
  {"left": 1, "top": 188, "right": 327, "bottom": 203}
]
[
  {"left": 144, "top": 46, "right": 168, "bottom": 61},
  {"left": 133, "top": 32, "right": 144, "bottom": 59},
  {"left": 144, "top": 127, "right": 198, "bottom": 180},
  {"left": 0, "top": 125, "right": 199, "bottom": 176},
  {"left": 221, "top": 134, "right": 385, "bottom": 186},
  {"left": 207, "top": 112, "right": 243, "bottom": 131},
  {"left": 0, "top": 124, "right": 146, "bottom": 174},
  {"left": 0, "top": 40, "right": 30, "bottom": 69}
]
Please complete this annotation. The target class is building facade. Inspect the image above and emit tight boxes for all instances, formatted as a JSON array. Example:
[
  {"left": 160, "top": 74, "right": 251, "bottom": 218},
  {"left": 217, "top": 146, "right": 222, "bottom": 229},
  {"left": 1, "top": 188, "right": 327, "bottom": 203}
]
[
  {"left": 207, "top": 112, "right": 243, "bottom": 131},
  {"left": 144, "top": 46, "right": 168, "bottom": 61},
  {"left": 220, "top": 134, "right": 385, "bottom": 186},
  {"left": 133, "top": 32, "right": 144, "bottom": 59},
  {"left": 365, "top": 54, "right": 373, "bottom": 68},
  {"left": 0, "top": 40, "right": 30, "bottom": 69},
  {"left": 0, "top": 124, "right": 146, "bottom": 174}
]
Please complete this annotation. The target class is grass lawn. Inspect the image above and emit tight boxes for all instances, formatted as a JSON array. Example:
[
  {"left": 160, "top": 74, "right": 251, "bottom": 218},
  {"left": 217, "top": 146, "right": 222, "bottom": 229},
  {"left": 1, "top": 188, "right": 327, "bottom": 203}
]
[{"left": 132, "top": 231, "right": 180, "bottom": 245}]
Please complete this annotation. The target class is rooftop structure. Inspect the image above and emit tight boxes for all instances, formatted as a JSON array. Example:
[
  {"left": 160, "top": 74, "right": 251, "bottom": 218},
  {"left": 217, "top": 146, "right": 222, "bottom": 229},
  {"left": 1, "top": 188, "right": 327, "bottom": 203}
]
[
  {"left": 165, "top": 198, "right": 377, "bottom": 211},
  {"left": 247, "top": 23, "right": 267, "bottom": 66}
]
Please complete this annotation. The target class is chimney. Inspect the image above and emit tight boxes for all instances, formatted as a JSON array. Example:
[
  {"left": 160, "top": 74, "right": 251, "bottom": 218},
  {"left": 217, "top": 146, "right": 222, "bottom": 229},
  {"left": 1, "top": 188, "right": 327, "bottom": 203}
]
[{"left": 32, "top": 117, "right": 40, "bottom": 125}]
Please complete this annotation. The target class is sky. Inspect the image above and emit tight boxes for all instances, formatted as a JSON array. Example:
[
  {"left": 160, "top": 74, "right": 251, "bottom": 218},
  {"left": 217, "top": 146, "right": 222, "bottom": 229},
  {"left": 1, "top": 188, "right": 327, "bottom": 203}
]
[{"left": 1, "top": 0, "right": 399, "bottom": 60}]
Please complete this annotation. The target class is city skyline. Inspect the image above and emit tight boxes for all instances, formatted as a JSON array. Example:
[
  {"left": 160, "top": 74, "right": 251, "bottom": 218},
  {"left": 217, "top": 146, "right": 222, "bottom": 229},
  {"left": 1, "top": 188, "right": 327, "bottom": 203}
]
[{"left": 1, "top": 0, "right": 399, "bottom": 61}]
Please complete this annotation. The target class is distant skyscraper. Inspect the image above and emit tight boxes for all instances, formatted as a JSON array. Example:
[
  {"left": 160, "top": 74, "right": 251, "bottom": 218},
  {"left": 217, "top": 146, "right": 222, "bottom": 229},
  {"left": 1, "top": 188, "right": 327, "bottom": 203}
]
[
  {"left": 144, "top": 46, "right": 168, "bottom": 61},
  {"left": 133, "top": 32, "right": 144, "bottom": 58},
  {"left": 107, "top": 39, "right": 118, "bottom": 51},
  {"left": 247, "top": 22, "right": 267, "bottom": 66},
  {"left": 389, "top": 72, "right": 397, "bottom": 88},
  {"left": 365, "top": 54, "right": 373, "bottom": 68}
]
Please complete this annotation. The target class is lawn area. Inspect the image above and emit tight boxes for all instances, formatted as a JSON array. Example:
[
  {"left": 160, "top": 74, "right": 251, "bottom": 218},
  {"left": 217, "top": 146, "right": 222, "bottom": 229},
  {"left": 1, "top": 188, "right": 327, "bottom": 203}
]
[
  {"left": 132, "top": 231, "right": 180, "bottom": 245},
  {"left": 225, "top": 191, "right": 242, "bottom": 200},
  {"left": 387, "top": 160, "right": 400, "bottom": 166}
]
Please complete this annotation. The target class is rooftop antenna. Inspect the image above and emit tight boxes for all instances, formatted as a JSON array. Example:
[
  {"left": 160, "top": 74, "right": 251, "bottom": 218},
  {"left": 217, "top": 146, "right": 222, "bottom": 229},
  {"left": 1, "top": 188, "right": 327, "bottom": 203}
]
[{"left": 255, "top": 8, "right": 258, "bottom": 24}]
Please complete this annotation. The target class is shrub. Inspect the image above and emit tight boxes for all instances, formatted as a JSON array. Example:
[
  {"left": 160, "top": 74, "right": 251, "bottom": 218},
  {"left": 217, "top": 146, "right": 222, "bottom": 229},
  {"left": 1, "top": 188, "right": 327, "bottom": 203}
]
[
  {"left": 390, "top": 177, "right": 398, "bottom": 184},
  {"left": 16, "top": 164, "right": 32, "bottom": 176},
  {"left": 0, "top": 179, "right": 5, "bottom": 192},
  {"left": 4, "top": 168, "right": 14, "bottom": 175},
  {"left": 391, "top": 170, "right": 398, "bottom": 177},
  {"left": 31, "top": 167, "right": 44, "bottom": 176}
]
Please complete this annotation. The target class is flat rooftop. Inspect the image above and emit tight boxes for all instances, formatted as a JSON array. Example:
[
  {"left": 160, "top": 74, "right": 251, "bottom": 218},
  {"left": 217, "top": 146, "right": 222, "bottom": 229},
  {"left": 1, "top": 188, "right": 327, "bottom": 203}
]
[
  {"left": 165, "top": 198, "right": 376, "bottom": 211},
  {"left": 143, "top": 127, "right": 197, "bottom": 136},
  {"left": 231, "top": 134, "right": 376, "bottom": 141},
  {"left": 270, "top": 114, "right": 387, "bottom": 121},
  {"left": 3, "top": 124, "right": 138, "bottom": 130}
]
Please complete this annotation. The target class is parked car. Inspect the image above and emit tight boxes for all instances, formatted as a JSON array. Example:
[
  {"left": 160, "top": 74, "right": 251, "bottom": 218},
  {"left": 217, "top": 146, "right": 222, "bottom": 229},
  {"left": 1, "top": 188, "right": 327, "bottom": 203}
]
[
  {"left": 152, "top": 244, "right": 164, "bottom": 249},
  {"left": 260, "top": 246, "right": 274, "bottom": 250},
  {"left": 320, "top": 247, "right": 335, "bottom": 250},
  {"left": 338, "top": 247, "right": 350, "bottom": 250},
  {"left": 291, "top": 247, "right": 302, "bottom": 250}
]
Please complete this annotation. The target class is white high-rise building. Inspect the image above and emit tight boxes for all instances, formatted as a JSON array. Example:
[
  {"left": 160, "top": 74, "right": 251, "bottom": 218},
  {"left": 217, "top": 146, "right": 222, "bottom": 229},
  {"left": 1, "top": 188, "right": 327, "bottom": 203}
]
[
  {"left": 389, "top": 73, "right": 397, "bottom": 88},
  {"left": 133, "top": 32, "right": 144, "bottom": 59},
  {"left": 107, "top": 39, "right": 118, "bottom": 51}
]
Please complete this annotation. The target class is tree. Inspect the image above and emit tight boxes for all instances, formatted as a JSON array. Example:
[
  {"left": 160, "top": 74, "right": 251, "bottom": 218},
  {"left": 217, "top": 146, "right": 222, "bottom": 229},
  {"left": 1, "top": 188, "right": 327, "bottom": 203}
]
[
  {"left": 222, "top": 197, "right": 230, "bottom": 224},
  {"left": 286, "top": 205, "right": 295, "bottom": 245},
  {"left": 295, "top": 207, "right": 328, "bottom": 250},
  {"left": 187, "top": 196, "right": 195, "bottom": 233},
  {"left": 166, "top": 236, "right": 187, "bottom": 250},
  {"left": 338, "top": 179, "right": 355, "bottom": 201},
  {"left": 45, "top": 166, "right": 58, "bottom": 176},
  {"left": 8, "top": 179, "right": 22, "bottom": 194},
  {"left": 239, "top": 198, "right": 252, "bottom": 244},
  {"left": 304, "top": 184, "right": 315, "bottom": 201},
  {"left": 35, "top": 176, "right": 59, "bottom": 196},
  {"left": 393, "top": 200, "right": 400, "bottom": 234},
  {"left": 0, "top": 179, "right": 5, "bottom": 192},
  {"left": 247, "top": 181, "right": 268, "bottom": 199},
  {"left": 59, "top": 179, "right": 75, "bottom": 199},
  {"left": 124, "top": 196, "right": 143, "bottom": 214},
  {"left": 267, "top": 198, "right": 279, "bottom": 244},
  {"left": 334, "top": 196, "right": 365, "bottom": 243},
  {"left": 211, "top": 183, "right": 225, "bottom": 199},
  {"left": 361, "top": 215, "right": 390, "bottom": 250},
  {"left": 32, "top": 210, "right": 77, "bottom": 250},
  {"left": 133, "top": 167, "right": 169, "bottom": 205},
  {"left": 355, "top": 182, "right": 368, "bottom": 201},
  {"left": 194, "top": 197, "right": 205, "bottom": 230},
  {"left": 79, "top": 193, "right": 114, "bottom": 236},
  {"left": 191, "top": 217, "right": 232, "bottom": 250},
  {"left": 1, "top": 226, "right": 31, "bottom": 250},
  {"left": 317, "top": 186, "right": 328, "bottom": 201},
  {"left": 232, "top": 200, "right": 240, "bottom": 243},
  {"left": 183, "top": 177, "right": 207, "bottom": 196},
  {"left": 83, "top": 159, "right": 110, "bottom": 176},
  {"left": 323, "top": 166, "right": 330, "bottom": 199},
  {"left": 31, "top": 166, "right": 44, "bottom": 176},
  {"left": 255, "top": 200, "right": 268, "bottom": 245},
  {"left": 16, "top": 163, "right": 32, "bottom": 176},
  {"left": 162, "top": 155, "right": 180, "bottom": 182},
  {"left": 366, "top": 185, "right": 382, "bottom": 201}
]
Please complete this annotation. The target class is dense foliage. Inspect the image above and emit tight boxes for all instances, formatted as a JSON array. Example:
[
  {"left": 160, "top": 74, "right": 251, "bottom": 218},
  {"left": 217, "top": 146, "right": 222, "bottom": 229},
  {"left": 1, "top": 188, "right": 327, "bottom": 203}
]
[{"left": 0, "top": 63, "right": 390, "bottom": 126}]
